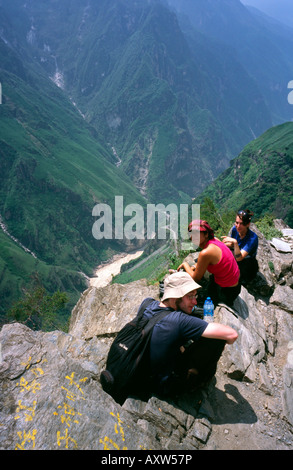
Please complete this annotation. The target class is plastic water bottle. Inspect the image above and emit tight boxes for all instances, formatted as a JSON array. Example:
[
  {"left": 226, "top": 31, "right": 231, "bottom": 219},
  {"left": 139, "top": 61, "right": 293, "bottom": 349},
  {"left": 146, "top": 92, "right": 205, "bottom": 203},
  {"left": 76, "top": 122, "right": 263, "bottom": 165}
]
[{"left": 203, "top": 297, "right": 214, "bottom": 323}]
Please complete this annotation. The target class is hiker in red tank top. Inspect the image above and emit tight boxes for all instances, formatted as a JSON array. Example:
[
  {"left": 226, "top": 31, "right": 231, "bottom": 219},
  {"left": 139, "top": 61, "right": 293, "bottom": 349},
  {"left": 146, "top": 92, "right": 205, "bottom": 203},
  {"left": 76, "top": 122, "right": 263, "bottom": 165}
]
[
  {"left": 177, "top": 220, "right": 240, "bottom": 307},
  {"left": 205, "top": 238, "right": 239, "bottom": 287}
]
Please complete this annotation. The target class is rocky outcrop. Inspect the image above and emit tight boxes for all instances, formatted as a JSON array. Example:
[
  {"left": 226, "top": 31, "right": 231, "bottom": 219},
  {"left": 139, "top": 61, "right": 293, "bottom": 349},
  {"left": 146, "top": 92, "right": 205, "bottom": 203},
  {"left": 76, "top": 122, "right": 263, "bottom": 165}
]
[
  {"left": 69, "top": 280, "right": 159, "bottom": 339},
  {"left": 0, "top": 224, "right": 292, "bottom": 450}
]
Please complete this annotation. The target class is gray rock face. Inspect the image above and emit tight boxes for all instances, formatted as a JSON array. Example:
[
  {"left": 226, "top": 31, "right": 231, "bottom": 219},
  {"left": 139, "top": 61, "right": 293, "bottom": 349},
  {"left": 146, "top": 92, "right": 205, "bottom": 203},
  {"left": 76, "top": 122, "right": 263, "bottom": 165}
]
[
  {"left": 282, "top": 342, "right": 293, "bottom": 427},
  {"left": 270, "top": 238, "right": 292, "bottom": 254},
  {"left": 270, "top": 285, "right": 293, "bottom": 313},
  {"left": 0, "top": 225, "right": 293, "bottom": 451},
  {"left": 69, "top": 279, "right": 160, "bottom": 339}
]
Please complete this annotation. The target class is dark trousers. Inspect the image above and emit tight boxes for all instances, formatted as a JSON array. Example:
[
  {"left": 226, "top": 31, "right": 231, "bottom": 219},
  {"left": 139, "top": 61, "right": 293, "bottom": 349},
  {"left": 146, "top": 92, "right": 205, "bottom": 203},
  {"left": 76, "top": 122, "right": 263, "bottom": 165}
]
[
  {"left": 157, "top": 337, "right": 226, "bottom": 396},
  {"left": 239, "top": 257, "right": 259, "bottom": 284}
]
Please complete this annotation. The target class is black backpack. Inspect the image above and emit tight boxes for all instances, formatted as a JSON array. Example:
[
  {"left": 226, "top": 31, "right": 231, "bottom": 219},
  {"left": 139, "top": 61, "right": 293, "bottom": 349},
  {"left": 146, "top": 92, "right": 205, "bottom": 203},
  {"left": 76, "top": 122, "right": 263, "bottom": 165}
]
[{"left": 100, "top": 297, "right": 171, "bottom": 404}]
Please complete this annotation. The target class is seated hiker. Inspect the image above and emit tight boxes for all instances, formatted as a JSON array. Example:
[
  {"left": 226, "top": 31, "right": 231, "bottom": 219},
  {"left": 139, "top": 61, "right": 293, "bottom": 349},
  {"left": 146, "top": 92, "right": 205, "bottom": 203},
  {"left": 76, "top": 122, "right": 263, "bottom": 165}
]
[
  {"left": 177, "top": 219, "right": 240, "bottom": 307},
  {"left": 141, "top": 272, "right": 238, "bottom": 397},
  {"left": 221, "top": 209, "right": 259, "bottom": 284}
]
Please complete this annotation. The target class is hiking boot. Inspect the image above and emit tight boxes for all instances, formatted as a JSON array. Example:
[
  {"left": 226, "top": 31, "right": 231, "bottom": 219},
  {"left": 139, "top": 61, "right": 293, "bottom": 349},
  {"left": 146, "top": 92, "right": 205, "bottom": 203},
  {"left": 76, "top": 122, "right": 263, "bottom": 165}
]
[{"left": 100, "top": 370, "right": 114, "bottom": 393}]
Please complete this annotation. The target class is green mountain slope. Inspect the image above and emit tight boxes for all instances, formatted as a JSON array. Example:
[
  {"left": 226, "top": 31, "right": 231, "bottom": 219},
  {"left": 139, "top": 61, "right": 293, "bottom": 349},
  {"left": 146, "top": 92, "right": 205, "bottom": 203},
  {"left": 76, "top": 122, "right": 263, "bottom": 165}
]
[
  {"left": 0, "top": 37, "right": 146, "bottom": 321},
  {"left": 0, "top": 0, "right": 273, "bottom": 202},
  {"left": 81, "top": 1, "right": 271, "bottom": 202},
  {"left": 195, "top": 122, "right": 293, "bottom": 226},
  {"left": 0, "top": 229, "right": 84, "bottom": 326},
  {"left": 0, "top": 66, "right": 145, "bottom": 267}
]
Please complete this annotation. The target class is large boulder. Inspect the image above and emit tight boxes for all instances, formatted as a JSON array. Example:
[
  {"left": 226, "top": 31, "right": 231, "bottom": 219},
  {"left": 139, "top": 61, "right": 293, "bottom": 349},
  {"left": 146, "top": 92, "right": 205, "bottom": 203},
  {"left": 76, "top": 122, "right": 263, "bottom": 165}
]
[{"left": 69, "top": 279, "right": 159, "bottom": 340}]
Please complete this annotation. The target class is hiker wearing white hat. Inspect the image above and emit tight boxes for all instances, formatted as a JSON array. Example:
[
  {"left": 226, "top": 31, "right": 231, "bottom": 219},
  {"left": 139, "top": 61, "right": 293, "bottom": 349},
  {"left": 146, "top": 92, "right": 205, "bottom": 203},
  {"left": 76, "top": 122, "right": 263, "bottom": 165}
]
[
  {"left": 138, "top": 272, "right": 238, "bottom": 397},
  {"left": 161, "top": 271, "right": 201, "bottom": 308}
]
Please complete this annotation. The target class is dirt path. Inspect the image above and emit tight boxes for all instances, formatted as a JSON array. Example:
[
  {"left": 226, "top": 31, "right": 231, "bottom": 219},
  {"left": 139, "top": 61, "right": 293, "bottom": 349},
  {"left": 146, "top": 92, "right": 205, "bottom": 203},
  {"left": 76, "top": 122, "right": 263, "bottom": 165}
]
[{"left": 89, "top": 250, "right": 143, "bottom": 288}]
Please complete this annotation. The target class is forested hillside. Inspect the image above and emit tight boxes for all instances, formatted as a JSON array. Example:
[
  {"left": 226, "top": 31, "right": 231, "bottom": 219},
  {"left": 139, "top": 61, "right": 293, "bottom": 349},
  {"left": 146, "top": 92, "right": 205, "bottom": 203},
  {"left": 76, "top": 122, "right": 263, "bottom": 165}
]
[
  {"left": 1, "top": 0, "right": 279, "bottom": 202},
  {"left": 195, "top": 122, "right": 293, "bottom": 226},
  {"left": 0, "top": 17, "right": 146, "bottom": 323}
]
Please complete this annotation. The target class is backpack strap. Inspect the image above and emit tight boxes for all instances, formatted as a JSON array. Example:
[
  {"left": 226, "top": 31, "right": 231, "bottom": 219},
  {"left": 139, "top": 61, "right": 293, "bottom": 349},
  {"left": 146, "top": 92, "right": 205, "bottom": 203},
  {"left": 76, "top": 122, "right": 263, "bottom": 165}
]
[
  {"left": 136, "top": 297, "right": 172, "bottom": 335},
  {"left": 136, "top": 297, "right": 156, "bottom": 320},
  {"left": 143, "top": 308, "right": 172, "bottom": 335}
]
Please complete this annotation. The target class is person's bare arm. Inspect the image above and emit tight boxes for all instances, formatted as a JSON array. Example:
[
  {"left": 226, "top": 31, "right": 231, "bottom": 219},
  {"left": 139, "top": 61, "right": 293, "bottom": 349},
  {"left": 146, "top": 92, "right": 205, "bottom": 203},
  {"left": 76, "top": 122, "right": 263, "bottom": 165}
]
[
  {"left": 177, "top": 250, "right": 212, "bottom": 282},
  {"left": 221, "top": 236, "right": 248, "bottom": 262},
  {"left": 176, "top": 262, "right": 196, "bottom": 277},
  {"left": 202, "top": 322, "right": 238, "bottom": 344}
]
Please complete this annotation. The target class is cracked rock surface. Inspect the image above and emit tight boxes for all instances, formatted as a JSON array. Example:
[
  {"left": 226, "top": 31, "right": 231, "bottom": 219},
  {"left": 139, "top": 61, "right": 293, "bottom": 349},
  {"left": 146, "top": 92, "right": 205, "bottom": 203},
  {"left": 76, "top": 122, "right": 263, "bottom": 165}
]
[{"left": 0, "top": 222, "right": 292, "bottom": 450}]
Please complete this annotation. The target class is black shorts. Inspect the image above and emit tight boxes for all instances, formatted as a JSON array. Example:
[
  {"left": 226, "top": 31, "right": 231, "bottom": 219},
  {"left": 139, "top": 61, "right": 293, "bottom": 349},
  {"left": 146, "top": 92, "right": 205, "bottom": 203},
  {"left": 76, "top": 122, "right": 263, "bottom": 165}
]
[{"left": 207, "top": 275, "right": 241, "bottom": 307}]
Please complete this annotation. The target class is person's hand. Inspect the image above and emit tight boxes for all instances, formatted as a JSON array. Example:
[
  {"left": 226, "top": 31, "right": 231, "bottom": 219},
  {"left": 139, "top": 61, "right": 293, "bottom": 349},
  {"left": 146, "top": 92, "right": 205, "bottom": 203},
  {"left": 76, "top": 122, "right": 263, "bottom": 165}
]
[
  {"left": 177, "top": 262, "right": 189, "bottom": 272},
  {"left": 221, "top": 236, "right": 235, "bottom": 248}
]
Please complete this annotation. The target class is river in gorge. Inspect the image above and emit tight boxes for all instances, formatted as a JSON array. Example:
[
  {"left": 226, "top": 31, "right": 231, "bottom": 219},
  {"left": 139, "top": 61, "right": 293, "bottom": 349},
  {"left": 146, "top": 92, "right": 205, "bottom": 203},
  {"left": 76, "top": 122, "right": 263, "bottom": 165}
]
[{"left": 89, "top": 250, "right": 144, "bottom": 288}]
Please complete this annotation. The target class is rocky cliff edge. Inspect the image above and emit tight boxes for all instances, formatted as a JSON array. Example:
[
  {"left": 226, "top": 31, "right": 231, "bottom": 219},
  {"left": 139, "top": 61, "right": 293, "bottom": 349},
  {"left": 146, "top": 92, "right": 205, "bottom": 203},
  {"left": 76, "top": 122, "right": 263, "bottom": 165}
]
[{"left": 0, "top": 221, "right": 293, "bottom": 451}]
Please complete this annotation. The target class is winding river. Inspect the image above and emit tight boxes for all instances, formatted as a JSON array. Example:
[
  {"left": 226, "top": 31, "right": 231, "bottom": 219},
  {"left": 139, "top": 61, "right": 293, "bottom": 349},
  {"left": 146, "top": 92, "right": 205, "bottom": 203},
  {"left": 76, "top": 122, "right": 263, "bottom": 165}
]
[{"left": 89, "top": 250, "right": 143, "bottom": 288}]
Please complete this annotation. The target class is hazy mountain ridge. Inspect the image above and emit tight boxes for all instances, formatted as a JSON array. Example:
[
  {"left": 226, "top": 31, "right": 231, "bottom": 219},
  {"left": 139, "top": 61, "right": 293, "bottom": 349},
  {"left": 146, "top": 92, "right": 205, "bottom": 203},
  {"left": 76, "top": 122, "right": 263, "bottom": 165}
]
[
  {"left": 242, "top": 0, "right": 293, "bottom": 29},
  {"left": 167, "top": 0, "right": 293, "bottom": 124}
]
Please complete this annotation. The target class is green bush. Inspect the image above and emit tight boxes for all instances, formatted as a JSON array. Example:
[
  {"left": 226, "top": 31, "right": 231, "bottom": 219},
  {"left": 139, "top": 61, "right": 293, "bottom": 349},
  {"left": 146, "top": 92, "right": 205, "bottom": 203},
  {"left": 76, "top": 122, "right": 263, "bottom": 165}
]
[
  {"left": 8, "top": 277, "right": 69, "bottom": 332},
  {"left": 255, "top": 214, "right": 282, "bottom": 240}
]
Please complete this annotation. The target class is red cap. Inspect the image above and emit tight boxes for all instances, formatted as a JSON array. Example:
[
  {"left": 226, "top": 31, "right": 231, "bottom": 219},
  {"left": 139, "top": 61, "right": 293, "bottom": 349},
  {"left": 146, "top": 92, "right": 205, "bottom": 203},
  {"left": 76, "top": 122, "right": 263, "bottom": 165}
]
[{"left": 188, "top": 220, "right": 214, "bottom": 237}]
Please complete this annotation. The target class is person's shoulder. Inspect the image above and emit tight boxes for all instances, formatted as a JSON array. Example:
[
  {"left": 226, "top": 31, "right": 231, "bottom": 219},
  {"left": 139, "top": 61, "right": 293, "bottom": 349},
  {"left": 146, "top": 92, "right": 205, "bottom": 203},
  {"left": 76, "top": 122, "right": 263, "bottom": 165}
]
[
  {"left": 142, "top": 299, "right": 161, "bottom": 317},
  {"left": 177, "top": 310, "right": 204, "bottom": 325},
  {"left": 204, "top": 238, "right": 224, "bottom": 254},
  {"left": 141, "top": 298, "right": 159, "bottom": 310},
  {"left": 248, "top": 228, "right": 258, "bottom": 240},
  {"left": 155, "top": 310, "right": 182, "bottom": 330},
  {"left": 200, "top": 239, "right": 216, "bottom": 253},
  {"left": 165, "top": 310, "right": 188, "bottom": 322}
]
